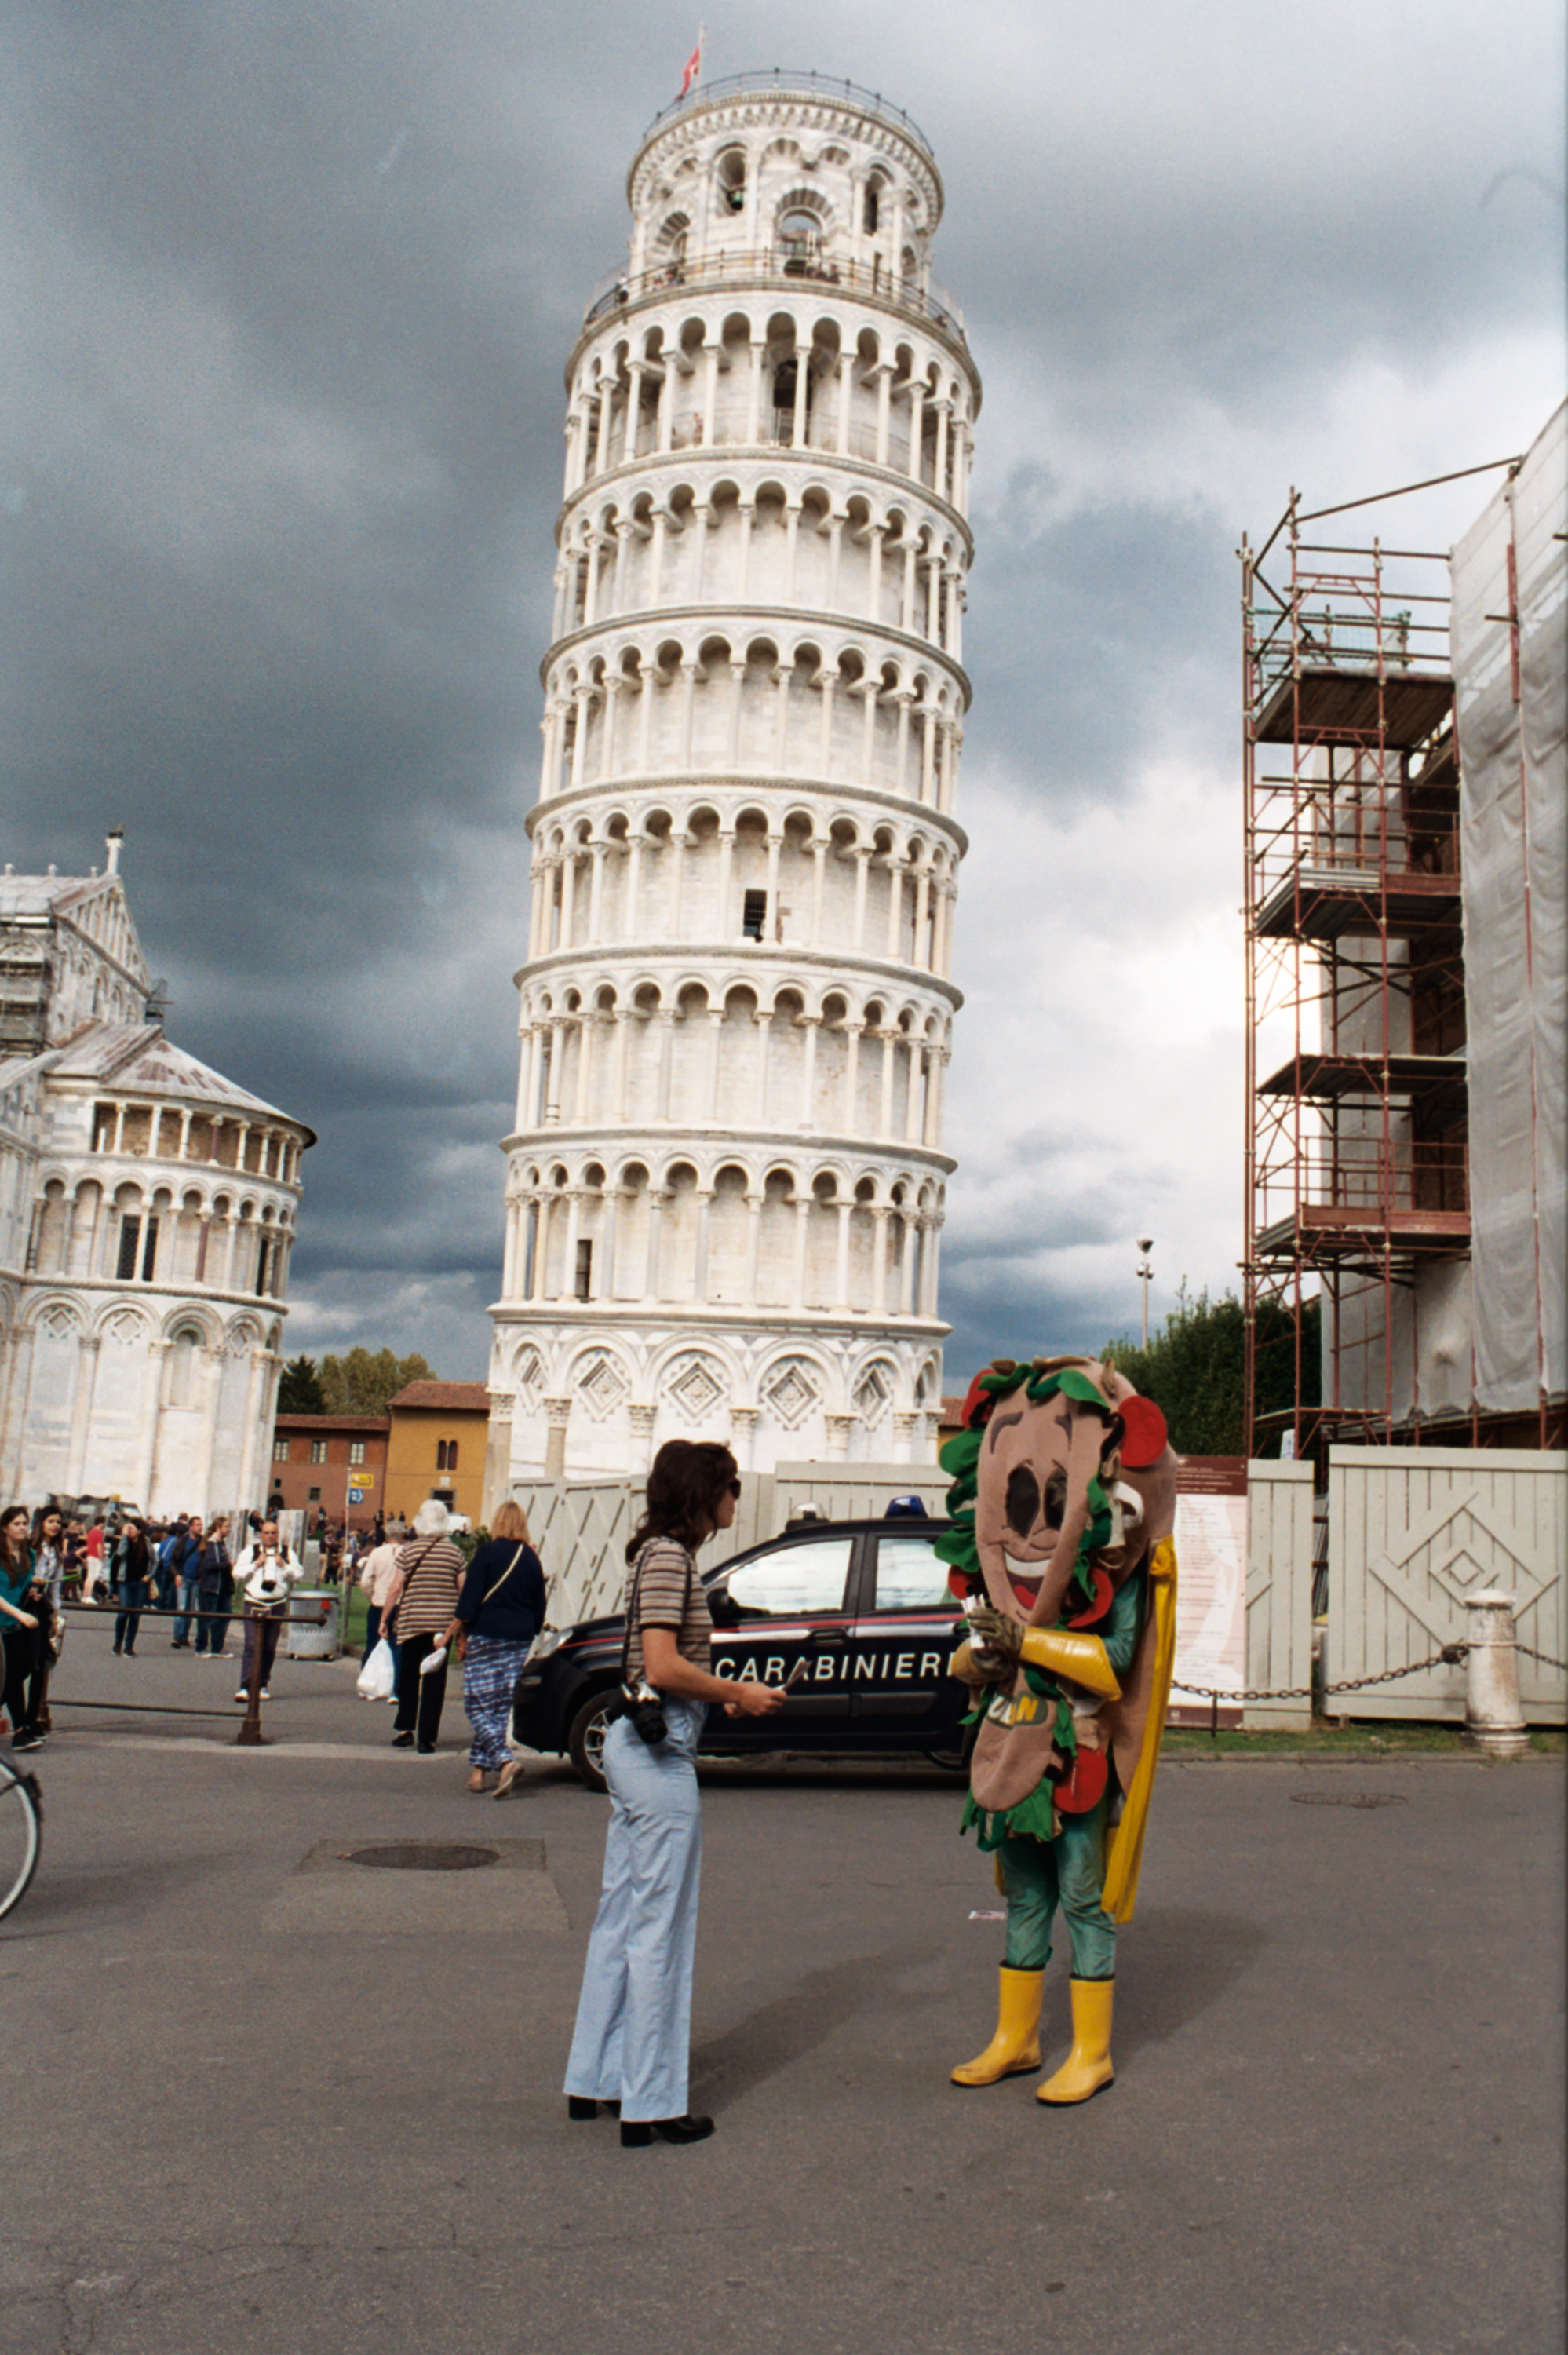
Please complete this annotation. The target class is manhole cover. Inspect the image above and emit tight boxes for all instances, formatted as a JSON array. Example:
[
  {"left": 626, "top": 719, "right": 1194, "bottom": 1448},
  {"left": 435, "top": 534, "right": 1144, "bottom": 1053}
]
[
  {"left": 345, "top": 1843, "right": 501, "bottom": 1871},
  {"left": 1289, "top": 1792, "right": 1408, "bottom": 1810}
]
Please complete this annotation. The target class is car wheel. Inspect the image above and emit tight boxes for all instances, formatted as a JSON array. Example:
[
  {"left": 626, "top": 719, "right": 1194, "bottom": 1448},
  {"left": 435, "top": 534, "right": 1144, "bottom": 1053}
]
[{"left": 567, "top": 1691, "right": 617, "bottom": 1793}]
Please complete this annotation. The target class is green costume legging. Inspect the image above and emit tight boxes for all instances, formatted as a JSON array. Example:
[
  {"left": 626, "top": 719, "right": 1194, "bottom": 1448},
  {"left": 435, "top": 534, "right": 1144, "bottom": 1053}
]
[{"left": 997, "top": 1792, "right": 1116, "bottom": 1981}]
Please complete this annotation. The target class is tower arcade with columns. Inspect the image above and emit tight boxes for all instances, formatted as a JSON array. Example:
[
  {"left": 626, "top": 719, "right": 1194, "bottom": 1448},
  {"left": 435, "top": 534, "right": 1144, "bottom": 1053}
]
[{"left": 487, "top": 71, "right": 979, "bottom": 1484}]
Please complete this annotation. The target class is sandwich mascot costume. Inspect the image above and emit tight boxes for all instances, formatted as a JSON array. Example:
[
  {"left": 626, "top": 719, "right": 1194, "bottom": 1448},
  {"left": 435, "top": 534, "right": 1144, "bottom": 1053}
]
[{"left": 937, "top": 1354, "right": 1179, "bottom": 2105}]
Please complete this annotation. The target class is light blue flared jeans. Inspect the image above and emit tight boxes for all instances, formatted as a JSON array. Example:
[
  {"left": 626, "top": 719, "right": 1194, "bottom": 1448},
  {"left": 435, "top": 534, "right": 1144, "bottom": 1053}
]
[{"left": 563, "top": 1699, "right": 706, "bottom": 2124}]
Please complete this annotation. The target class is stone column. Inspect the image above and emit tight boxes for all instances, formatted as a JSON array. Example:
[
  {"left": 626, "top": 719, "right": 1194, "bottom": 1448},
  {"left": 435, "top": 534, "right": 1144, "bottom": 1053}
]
[
  {"left": 798, "top": 1015, "right": 820, "bottom": 1128},
  {"left": 884, "top": 859, "right": 904, "bottom": 958},
  {"left": 64, "top": 1331, "right": 104, "bottom": 1496},
  {"left": 655, "top": 1009, "right": 676, "bottom": 1122},
  {"left": 878, "top": 1030, "right": 896, "bottom": 1141},
  {"left": 543, "top": 1396, "right": 572, "bottom": 1479},
  {"left": 1462, "top": 1591, "right": 1531, "bottom": 1758},
  {"left": 791, "top": 1192, "right": 811, "bottom": 1310},
  {"left": 870, "top": 1206, "right": 892, "bottom": 1313},
  {"left": 905, "top": 1044, "right": 925, "bottom": 1145},
  {"left": 906, "top": 378, "right": 926, "bottom": 481},
  {"left": 848, "top": 848, "right": 874, "bottom": 950},
  {"left": 826, "top": 1412, "right": 856, "bottom": 1461},
  {"left": 810, "top": 838, "right": 827, "bottom": 945},
  {"left": 643, "top": 1188, "right": 667, "bottom": 1301},
  {"left": 706, "top": 1010, "right": 725, "bottom": 1119},
  {"left": 629, "top": 1403, "right": 657, "bottom": 1470},
  {"left": 730, "top": 1404, "right": 760, "bottom": 1470},
  {"left": 716, "top": 826, "right": 735, "bottom": 932},
  {"left": 834, "top": 1200, "right": 853, "bottom": 1307},
  {"left": 694, "top": 1187, "right": 713, "bottom": 1298},
  {"left": 746, "top": 340, "right": 766, "bottom": 443},
  {"left": 560, "top": 1191, "right": 583, "bottom": 1302},
  {"left": 753, "top": 1011, "right": 771, "bottom": 1125},
  {"left": 842, "top": 1021, "right": 862, "bottom": 1130},
  {"left": 893, "top": 1410, "right": 921, "bottom": 1463}
]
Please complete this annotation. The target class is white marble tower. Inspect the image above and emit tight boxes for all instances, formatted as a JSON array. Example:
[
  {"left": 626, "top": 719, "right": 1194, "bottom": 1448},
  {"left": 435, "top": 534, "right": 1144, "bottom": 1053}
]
[{"left": 487, "top": 70, "right": 979, "bottom": 1484}]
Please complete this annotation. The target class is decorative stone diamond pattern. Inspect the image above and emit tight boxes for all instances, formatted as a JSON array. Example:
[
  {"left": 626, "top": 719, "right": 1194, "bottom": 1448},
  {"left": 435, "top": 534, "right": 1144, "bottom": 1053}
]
[
  {"left": 854, "top": 1364, "right": 893, "bottom": 1425},
  {"left": 666, "top": 1353, "right": 724, "bottom": 1424},
  {"left": 514, "top": 1349, "right": 545, "bottom": 1411},
  {"left": 764, "top": 1359, "right": 821, "bottom": 1431},
  {"left": 104, "top": 1310, "right": 146, "bottom": 1347},
  {"left": 40, "top": 1305, "right": 78, "bottom": 1340},
  {"left": 577, "top": 1352, "right": 630, "bottom": 1422}
]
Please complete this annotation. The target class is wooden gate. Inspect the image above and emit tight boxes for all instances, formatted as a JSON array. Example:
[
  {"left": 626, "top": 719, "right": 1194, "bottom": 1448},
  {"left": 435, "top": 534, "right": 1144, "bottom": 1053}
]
[
  {"left": 1328, "top": 1446, "right": 1566, "bottom": 1723},
  {"left": 1243, "top": 1459, "right": 1315, "bottom": 1732}
]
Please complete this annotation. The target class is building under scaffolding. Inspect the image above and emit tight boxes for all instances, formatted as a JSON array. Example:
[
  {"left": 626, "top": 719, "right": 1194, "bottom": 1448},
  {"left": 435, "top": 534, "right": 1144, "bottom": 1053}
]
[{"left": 1241, "top": 403, "right": 1565, "bottom": 1460}]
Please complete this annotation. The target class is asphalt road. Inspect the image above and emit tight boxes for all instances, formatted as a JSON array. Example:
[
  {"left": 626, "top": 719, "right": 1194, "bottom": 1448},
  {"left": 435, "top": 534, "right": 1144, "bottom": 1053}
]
[{"left": 2, "top": 1622, "right": 1563, "bottom": 2355}]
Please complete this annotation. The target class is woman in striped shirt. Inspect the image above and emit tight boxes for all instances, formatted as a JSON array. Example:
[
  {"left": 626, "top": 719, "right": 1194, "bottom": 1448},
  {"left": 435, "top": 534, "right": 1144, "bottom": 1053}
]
[{"left": 383, "top": 1500, "right": 467, "bottom": 1753}]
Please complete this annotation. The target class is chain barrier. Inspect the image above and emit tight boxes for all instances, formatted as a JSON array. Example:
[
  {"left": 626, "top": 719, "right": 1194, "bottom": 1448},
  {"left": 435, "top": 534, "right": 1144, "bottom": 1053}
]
[{"left": 1180, "top": 1638, "right": 1568, "bottom": 1707}]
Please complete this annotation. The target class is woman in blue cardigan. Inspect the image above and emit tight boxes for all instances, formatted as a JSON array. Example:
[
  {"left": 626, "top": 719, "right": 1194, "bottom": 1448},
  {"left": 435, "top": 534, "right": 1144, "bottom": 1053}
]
[{"left": 440, "top": 1500, "right": 547, "bottom": 1797}]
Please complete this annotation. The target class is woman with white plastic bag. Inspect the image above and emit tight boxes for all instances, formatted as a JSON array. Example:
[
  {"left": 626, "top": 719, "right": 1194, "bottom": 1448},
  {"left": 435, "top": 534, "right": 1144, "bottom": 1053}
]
[{"left": 435, "top": 1499, "right": 546, "bottom": 1796}]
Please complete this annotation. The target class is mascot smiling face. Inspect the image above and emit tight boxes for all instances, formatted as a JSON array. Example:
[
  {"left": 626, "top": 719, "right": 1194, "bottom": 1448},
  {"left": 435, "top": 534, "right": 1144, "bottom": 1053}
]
[{"left": 972, "top": 1356, "right": 1176, "bottom": 1630}]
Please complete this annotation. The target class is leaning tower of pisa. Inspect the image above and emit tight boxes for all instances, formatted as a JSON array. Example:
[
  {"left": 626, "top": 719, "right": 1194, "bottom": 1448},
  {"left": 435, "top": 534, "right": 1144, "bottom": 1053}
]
[{"left": 486, "top": 69, "right": 979, "bottom": 1484}]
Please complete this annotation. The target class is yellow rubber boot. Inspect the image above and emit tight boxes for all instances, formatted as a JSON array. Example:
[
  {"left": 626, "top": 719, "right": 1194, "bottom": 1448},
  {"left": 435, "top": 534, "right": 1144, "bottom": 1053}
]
[
  {"left": 1038, "top": 1977, "right": 1114, "bottom": 2104},
  {"left": 950, "top": 1967, "right": 1045, "bottom": 2087}
]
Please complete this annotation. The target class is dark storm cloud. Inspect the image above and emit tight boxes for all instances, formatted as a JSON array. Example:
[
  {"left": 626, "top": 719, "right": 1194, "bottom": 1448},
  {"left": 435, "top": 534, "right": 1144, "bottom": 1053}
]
[{"left": 4, "top": 0, "right": 1561, "bottom": 1375}]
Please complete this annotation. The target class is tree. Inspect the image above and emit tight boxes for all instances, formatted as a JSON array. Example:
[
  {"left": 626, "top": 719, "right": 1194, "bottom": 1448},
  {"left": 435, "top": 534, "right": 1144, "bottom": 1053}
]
[
  {"left": 277, "top": 1355, "right": 326, "bottom": 1414},
  {"left": 1100, "top": 1286, "right": 1319, "bottom": 1458},
  {"left": 318, "top": 1348, "right": 437, "bottom": 1416}
]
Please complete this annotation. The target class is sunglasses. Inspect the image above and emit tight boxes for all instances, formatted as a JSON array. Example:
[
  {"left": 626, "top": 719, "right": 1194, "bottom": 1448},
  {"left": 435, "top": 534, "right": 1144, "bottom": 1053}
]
[{"left": 726, "top": 1478, "right": 742, "bottom": 1499}]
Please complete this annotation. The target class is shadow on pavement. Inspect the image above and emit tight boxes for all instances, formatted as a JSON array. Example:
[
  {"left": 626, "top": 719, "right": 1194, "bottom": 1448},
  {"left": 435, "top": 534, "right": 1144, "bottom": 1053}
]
[{"left": 691, "top": 1943, "right": 943, "bottom": 2106}]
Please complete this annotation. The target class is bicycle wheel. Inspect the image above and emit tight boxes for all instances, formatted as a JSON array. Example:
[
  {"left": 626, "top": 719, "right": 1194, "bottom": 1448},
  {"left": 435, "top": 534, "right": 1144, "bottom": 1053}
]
[{"left": 0, "top": 1757, "right": 42, "bottom": 1921}]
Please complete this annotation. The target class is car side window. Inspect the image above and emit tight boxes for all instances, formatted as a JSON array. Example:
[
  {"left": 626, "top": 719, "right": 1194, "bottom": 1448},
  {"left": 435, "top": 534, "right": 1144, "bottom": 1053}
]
[
  {"left": 873, "top": 1532, "right": 952, "bottom": 1611},
  {"left": 724, "top": 1537, "right": 854, "bottom": 1618}
]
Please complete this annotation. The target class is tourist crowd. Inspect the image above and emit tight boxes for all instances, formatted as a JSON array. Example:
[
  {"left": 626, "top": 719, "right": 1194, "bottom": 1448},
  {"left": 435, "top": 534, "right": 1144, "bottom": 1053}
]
[{"left": 1, "top": 1499, "right": 546, "bottom": 1787}]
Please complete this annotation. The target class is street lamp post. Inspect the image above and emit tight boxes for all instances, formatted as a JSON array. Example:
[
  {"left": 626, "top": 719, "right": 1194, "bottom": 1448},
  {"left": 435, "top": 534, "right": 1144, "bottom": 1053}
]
[{"left": 1136, "top": 1237, "right": 1154, "bottom": 1348}]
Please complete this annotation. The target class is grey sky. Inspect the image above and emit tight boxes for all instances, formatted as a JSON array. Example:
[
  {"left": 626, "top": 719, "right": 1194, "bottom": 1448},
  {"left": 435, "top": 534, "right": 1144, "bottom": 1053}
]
[{"left": 5, "top": 0, "right": 1563, "bottom": 1384}]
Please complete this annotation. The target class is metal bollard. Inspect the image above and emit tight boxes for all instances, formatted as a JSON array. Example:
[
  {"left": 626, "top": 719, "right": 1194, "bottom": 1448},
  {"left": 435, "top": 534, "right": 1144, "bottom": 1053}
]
[
  {"left": 1462, "top": 1590, "right": 1530, "bottom": 1759},
  {"left": 234, "top": 1605, "right": 272, "bottom": 1748}
]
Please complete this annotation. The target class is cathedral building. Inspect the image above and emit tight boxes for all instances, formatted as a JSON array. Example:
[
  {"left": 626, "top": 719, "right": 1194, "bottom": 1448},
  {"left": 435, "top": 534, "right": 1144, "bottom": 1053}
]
[
  {"left": 486, "top": 71, "right": 979, "bottom": 1483},
  {"left": 0, "top": 834, "right": 313, "bottom": 1515}
]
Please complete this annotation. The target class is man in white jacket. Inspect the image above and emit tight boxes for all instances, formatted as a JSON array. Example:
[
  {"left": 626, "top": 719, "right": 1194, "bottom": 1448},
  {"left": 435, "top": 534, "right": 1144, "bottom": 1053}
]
[{"left": 231, "top": 1521, "right": 301, "bottom": 1703}]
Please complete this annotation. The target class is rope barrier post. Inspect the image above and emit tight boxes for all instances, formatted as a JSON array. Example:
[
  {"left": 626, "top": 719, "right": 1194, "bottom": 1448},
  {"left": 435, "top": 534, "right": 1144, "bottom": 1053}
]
[
  {"left": 1460, "top": 1590, "right": 1530, "bottom": 1759},
  {"left": 234, "top": 1605, "right": 269, "bottom": 1748},
  {"left": 1209, "top": 1689, "right": 1220, "bottom": 1741}
]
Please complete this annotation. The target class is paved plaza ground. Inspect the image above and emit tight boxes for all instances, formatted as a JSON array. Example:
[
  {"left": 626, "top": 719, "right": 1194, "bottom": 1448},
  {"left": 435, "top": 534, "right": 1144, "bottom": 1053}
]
[{"left": 2, "top": 1620, "right": 1563, "bottom": 2355}]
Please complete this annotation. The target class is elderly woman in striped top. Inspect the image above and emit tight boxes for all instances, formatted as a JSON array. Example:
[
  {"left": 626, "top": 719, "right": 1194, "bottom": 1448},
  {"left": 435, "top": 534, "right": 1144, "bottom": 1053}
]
[{"left": 383, "top": 1500, "right": 467, "bottom": 1754}]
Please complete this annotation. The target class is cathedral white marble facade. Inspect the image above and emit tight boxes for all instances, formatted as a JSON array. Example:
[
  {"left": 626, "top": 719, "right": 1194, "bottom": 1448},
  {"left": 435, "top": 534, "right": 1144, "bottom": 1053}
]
[
  {"left": 486, "top": 73, "right": 979, "bottom": 1484},
  {"left": 0, "top": 836, "right": 313, "bottom": 1516}
]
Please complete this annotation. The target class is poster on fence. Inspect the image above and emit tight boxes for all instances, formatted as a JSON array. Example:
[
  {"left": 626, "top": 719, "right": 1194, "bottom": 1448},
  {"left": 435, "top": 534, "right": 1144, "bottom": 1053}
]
[{"left": 1168, "top": 1458, "right": 1247, "bottom": 1726}]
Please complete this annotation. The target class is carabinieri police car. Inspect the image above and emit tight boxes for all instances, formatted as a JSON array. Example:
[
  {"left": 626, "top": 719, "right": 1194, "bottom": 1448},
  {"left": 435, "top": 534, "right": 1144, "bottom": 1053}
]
[{"left": 511, "top": 1510, "right": 968, "bottom": 1790}]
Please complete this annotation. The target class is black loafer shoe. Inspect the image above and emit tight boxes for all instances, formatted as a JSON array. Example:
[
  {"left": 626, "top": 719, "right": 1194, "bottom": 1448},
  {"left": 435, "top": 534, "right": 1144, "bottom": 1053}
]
[
  {"left": 621, "top": 2115, "right": 713, "bottom": 2148},
  {"left": 391, "top": 1732, "right": 414, "bottom": 1749},
  {"left": 568, "top": 2096, "right": 621, "bottom": 2121}
]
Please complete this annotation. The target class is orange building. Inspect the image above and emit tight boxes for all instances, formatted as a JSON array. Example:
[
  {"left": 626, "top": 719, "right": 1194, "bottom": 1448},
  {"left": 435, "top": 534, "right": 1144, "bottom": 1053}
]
[
  {"left": 384, "top": 1382, "right": 490, "bottom": 1528},
  {"left": 268, "top": 1413, "right": 391, "bottom": 1532}
]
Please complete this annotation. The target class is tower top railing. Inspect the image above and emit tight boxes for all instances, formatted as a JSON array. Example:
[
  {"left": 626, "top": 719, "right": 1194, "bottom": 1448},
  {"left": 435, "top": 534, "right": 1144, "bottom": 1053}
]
[
  {"left": 640, "top": 70, "right": 935, "bottom": 158},
  {"left": 582, "top": 247, "right": 966, "bottom": 343}
]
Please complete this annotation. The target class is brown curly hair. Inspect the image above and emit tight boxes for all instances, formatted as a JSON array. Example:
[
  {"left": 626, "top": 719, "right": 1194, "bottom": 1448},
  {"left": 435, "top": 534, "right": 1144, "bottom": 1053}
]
[{"left": 625, "top": 1440, "right": 738, "bottom": 1561}]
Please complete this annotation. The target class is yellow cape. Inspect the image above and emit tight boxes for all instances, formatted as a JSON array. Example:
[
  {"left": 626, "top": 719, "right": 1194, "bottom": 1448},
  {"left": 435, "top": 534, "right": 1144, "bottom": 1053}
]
[{"left": 1100, "top": 1535, "right": 1178, "bottom": 1923}]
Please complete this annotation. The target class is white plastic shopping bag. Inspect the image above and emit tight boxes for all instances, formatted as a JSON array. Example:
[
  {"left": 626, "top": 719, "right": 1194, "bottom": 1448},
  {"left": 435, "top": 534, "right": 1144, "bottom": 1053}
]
[{"left": 356, "top": 1638, "right": 396, "bottom": 1700}]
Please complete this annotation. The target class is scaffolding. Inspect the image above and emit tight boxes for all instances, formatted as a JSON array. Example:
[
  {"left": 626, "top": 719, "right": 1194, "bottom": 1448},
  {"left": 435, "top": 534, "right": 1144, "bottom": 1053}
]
[{"left": 1242, "top": 491, "right": 1470, "bottom": 1460}]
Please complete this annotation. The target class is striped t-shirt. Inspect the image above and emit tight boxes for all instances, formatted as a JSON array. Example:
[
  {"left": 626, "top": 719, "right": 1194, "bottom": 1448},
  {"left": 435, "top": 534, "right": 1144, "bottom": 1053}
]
[
  {"left": 624, "top": 1537, "right": 711, "bottom": 1686},
  {"left": 392, "top": 1538, "right": 466, "bottom": 1638}
]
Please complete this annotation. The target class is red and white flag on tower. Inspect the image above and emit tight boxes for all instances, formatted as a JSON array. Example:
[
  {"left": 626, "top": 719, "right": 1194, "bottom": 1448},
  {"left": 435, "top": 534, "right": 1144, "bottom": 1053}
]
[{"left": 678, "top": 27, "right": 704, "bottom": 98}]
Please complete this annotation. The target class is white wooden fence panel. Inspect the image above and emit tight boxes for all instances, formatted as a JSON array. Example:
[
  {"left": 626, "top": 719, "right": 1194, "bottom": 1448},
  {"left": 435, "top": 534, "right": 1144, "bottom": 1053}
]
[
  {"left": 513, "top": 1461, "right": 952, "bottom": 1632},
  {"left": 1242, "top": 1459, "right": 1315, "bottom": 1732},
  {"left": 1328, "top": 1447, "right": 1566, "bottom": 1723}
]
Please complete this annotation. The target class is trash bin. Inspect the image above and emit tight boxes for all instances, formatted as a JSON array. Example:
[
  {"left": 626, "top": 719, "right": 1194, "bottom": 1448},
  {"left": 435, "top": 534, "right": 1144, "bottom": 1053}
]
[{"left": 286, "top": 1588, "right": 341, "bottom": 1660}]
